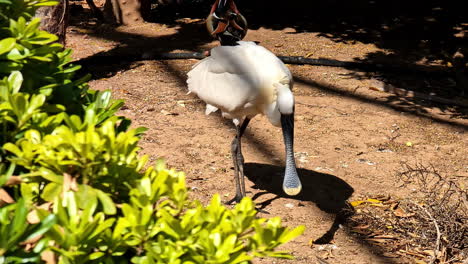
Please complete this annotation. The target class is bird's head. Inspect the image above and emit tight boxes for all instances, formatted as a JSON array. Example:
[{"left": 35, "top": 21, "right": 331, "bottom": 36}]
[{"left": 206, "top": 0, "right": 248, "bottom": 45}]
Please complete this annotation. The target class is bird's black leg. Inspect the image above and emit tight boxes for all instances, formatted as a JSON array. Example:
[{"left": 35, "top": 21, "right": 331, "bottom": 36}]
[
  {"left": 227, "top": 128, "right": 243, "bottom": 205},
  {"left": 226, "top": 118, "right": 250, "bottom": 205},
  {"left": 236, "top": 117, "right": 250, "bottom": 198}
]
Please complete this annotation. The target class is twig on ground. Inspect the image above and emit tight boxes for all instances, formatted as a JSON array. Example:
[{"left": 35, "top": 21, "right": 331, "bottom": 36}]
[
  {"left": 413, "top": 202, "right": 442, "bottom": 264},
  {"left": 463, "top": 256, "right": 468, "bottom": 264}
]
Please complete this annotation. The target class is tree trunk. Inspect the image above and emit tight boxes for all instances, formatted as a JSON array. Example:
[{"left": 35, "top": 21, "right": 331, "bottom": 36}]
[
  {"left": 103, "top": 0, "right": 150, "bottom": 25},
  {"left": 35, "top": 0, "right": 69, "bottom": 45},
  {"left": 452, "top": 48, "right": 468, "bottom": 97}
]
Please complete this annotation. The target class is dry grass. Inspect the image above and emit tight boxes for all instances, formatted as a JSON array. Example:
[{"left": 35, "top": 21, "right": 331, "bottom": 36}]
[{"left": 346, "top": 163, "right": 467, "bottom": 263}]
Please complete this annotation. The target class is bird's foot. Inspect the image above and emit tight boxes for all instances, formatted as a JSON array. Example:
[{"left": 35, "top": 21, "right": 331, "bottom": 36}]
[{"left": 225, "top": 194, "right": 244, "bottom": 205}]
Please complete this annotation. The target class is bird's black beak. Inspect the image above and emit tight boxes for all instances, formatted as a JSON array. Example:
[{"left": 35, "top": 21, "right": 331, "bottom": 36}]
[{"left": 281, "top": 113, "right": 302, "bottom": 196}]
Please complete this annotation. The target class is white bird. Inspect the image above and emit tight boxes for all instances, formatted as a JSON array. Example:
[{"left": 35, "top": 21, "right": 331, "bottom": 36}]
[{"left": 186, "top": 0, "right": 302, "bottom": 203}]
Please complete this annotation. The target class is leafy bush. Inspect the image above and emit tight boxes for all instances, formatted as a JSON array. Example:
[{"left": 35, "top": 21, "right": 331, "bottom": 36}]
[
  {"left": 0, "top": 0, "right": 305, "bottom": 262},
  {"left": 0, "top": 198, "right": 56, "bottom": 263}
]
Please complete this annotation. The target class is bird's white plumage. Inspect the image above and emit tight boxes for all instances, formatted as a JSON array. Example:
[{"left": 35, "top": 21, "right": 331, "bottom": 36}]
[{"left": 187, "top": 41, "right": 293, "bottom": 126}]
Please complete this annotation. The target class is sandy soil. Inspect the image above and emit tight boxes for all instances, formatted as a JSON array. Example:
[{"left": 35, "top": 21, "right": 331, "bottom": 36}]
[{"left": 67, "top": 6, "right": 468, "bottom": 263}]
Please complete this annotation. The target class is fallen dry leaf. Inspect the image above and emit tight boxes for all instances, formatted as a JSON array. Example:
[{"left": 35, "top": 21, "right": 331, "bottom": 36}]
[
  {"left": 63, "top": 173, "right": 78, "bottom": 192},
  {"left": 41, "top": 250, "right": 56, "bottom": 264},
  {"left": 393, "top": 207, "right": 415, "bottom": 218},
  {"left": 5, "top": 176, "right": 22, "bottom": 186},
  {"left": 369, "top": 86, "right": 383, "bottom": 92},
  {"left": 373, "top": 234, "right": 397, "bottom": 239},
  {"left": 365, "top": 238, "right": 390, "bottom": 243},
  {"left": 388, "top": 202, "right": 399, "bottom": 210},
  {"left": 350, "top": 200, "right": 365, "bottom": 207},
  {"left": 398, "top": 249, "right": 429, "bottom": 258},
  {"left": 0, "top": 188, "right": 14, "bottom": 204},
  {"left": 353, "top": 224, "right": 371, "bottom": 229},
  {"left": 367, "top": 198, "right": 383, "bottom": 204},
  {"left": 28, "top": 203, "right": 52, "bottom": 224}
]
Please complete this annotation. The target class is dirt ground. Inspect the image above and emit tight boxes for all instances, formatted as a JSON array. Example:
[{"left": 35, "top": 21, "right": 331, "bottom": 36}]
[{"left": 67, "top": 4, "right": 467, "bottom": 263}]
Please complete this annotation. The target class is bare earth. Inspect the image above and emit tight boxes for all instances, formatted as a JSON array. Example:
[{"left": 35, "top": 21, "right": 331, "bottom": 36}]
[{"left": 67, "top": 11, "right": 468, "bottom": 264}]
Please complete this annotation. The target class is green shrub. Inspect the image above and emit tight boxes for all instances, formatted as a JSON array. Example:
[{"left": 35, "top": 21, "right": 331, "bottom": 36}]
[
  {"left": 0, "top": 198, "right": 56, "bottom": 263},
  {"left": 0, "top": 0, "right": 305, "bottom": 262}
]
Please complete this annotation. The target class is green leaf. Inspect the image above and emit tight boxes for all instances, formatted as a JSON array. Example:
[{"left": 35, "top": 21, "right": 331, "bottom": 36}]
[
  {"left": 34, "top": 0, "right": 60, "bottom": 6},
  {"left": 24, "top": 214, "right": 56, "bottom": 241},
  {"left": 38, "top": 169, "right": 63, "bottom": 183},
  {"left": 29, "top": 94, "right": 45, "bottom": 111},
  {"left": 3, "top": 143, "right": 23, "bottom": 157},
  {"left": 29, "top": 55, "right": 52, "bottom": 62},
  {"left": 0, "top": 38, "right": 16, "bottom": 55},
  {"left": 28, "top": 30, "right": 57, "bottom": 43},
  {"left": 23, "top": 18, "right": 41, "bottom": 37},
  {"left": 96, "top": 190, "right": 116, "bottom": 215},
  {"left": 7, "top": 71, "right": 23, "bottom": 93},
  {"left": 134, "top": 126, "right": 148, "bottom": 136},
  {"left": 6, "top": 48, "right": 28, "bottom": 60},
  {"left": 10, "top": 199, "right": 28, "bottom": 240},
  {"left": 278, "top": 225, "right": 305, "bottom": 244},
  {"left": 89, "top": 251, "right": 105, "bottom": 260},
  {"left": 41, "top": 182, "right": 62, "bottom": 202},
  {"left": 0, "top": 61, "right": 22, "bottom": 72}
]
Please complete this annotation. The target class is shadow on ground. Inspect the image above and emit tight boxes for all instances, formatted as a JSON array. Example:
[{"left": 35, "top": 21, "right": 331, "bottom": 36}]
[
  {"left": 150, "top": 0, "right": 468, "bottom": 97},
  {"left": 244, "top": 162, "right": 407, "bottom": 263},
  {"left": 245, "top": 163, "right": 353, "bottom": 214},
  {"left": 70, "top": 0, "right": 468, "bottom": 122},
  {"left": 245, "top": 163, "right": 354, "bottom": 243}
]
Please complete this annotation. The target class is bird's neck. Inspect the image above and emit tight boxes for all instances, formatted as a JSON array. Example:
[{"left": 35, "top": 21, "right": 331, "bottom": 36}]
[
  {"left": 276, "top": 83, "right": 294, "bottom": 115},
  {"left": 217, "top": 32, "right": 241, "bottom": 46}
]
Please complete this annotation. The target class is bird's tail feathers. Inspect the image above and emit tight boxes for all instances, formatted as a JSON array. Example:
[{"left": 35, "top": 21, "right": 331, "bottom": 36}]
[{"left": 205, "top": 104, "right": 219, "bottom": 115}]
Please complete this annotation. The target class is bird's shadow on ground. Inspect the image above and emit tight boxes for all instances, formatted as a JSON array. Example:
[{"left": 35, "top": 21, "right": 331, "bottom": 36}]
[{"left": 244, "top": 162, "right": 354, "bottom": 244}]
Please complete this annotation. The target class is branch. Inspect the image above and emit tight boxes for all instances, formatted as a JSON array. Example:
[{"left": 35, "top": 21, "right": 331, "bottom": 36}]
[
  {"left": 75, "top": 52, "right": 450, "bottom": 76},
  {"left": 74, "top": 52, "right": 466, "bottom": 107},
  {"left": 413, "top": 202, "right": 441, "bottom": 264}
]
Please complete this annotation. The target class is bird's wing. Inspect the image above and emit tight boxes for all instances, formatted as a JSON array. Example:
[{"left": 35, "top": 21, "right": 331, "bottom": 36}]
[
  {"left": 187, "top": 45, "right": 261, "bottom": 113},
  {"left": 187, "top": 41, "right": 293, "bottom": 118}
]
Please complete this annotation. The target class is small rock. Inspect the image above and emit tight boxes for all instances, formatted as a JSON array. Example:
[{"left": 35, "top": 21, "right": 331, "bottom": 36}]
[
  {"left": 357, "top": 159, "right": 376, "bottom": 165},
  {"left": 160, "top": 110, "right": 178, "bottom": 116},
  {"left": 369, "top": 78, "right": 385, "bottom": 91},
  {"left": 284, "top": 203, "right": 295, "bottom": 208},
  {"left": 377, "top": 148, "right": 393, "bottom": 153}
]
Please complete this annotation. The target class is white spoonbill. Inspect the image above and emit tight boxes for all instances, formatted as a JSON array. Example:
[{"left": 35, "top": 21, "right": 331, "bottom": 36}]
[{"left": 187, "top": 0, "right": 302, "bottom": 203}]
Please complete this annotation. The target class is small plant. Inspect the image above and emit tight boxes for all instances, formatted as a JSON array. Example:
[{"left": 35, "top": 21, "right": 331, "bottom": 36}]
[{"left": 0, "top": 198, "right": 56, "bottom": 263}]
